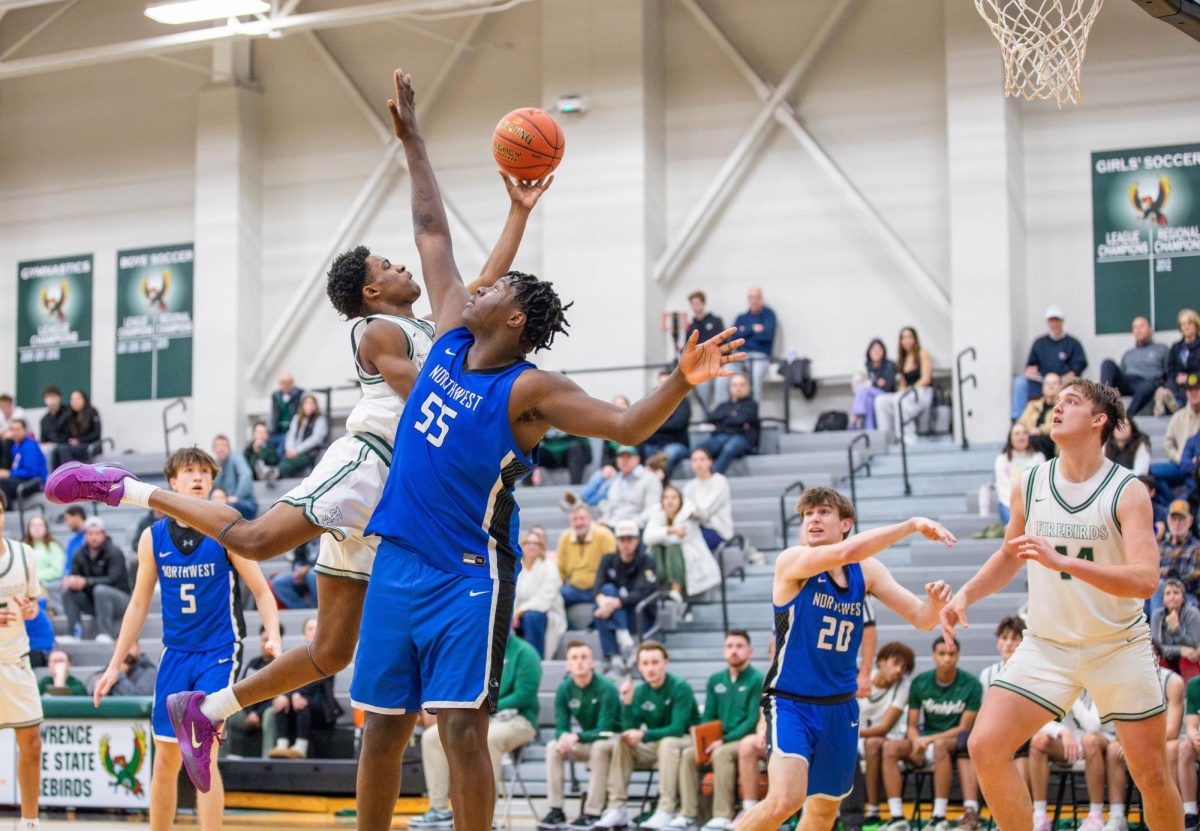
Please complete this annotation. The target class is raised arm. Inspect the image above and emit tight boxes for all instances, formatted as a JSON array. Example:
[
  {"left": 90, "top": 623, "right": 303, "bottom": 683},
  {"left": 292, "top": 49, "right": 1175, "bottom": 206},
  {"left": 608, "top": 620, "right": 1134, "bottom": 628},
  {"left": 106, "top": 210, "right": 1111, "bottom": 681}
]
[
  {"left": 775, "top": 518, "right": 955, "bottom": 584},
  {"left": 462, "top": 175, "right": 553, "bottom": 296},
  {"left": 862, "top": 558, "right": 952, "bottom": 631}
]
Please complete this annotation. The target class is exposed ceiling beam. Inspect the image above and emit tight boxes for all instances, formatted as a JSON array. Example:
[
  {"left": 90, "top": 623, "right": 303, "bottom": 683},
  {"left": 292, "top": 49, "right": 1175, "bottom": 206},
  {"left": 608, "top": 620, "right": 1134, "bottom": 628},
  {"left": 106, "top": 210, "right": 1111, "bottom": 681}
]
[
  {"left": 0, "top": 0, "right": 62, "bottom": 10},
  {"left": 0, "top": 0, "right": 78, "bottom": 61}
]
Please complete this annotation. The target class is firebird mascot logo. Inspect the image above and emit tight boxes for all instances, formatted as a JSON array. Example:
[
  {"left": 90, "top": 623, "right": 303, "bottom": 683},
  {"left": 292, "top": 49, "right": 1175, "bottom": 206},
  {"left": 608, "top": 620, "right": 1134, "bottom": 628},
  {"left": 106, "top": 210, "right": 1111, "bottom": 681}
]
[
  {"left": 40, "top": 281, "right": 68, "bottom": 321},
  {"left": 99, "top": 726, "right": 148, "bottom": 798},
  {"left": 1130, "top": 175, "right": 1170, "bottom": 226},
  {"left": 141, "top": 269, "right": 170, "bottom": 313}
]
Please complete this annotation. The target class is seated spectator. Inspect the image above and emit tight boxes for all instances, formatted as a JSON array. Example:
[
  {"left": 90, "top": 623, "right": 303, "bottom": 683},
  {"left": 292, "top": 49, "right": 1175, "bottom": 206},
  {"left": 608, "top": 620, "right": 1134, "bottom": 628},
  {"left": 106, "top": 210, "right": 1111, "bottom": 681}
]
[
  {"left": 643, "top": 485, "right": 720, "bottom": 604},
  {"left": 244, "top": 421, "right": 281, "bottom": 482},
  {"left": 873, "top": 327, "right": 934, "bottom": 446},
  {"left": 62, "top": 517, "right": 130, "bottom": 642},
  {"left": 0, "top": 392, "right": 26, "bottom": 470},
  {"left": 538, "top": 428, "right": 592, "bottom": 485},
  {"left": 212, "top": 434, "right": 258, "bottom": 520},
  {"left": 593, "top": 641, "right": 699, "bottom": 830},
  {"left": 0, "top": 419, "right": 47, "bottom": 504},
  {"left": 882, "top": 636, "right": 982, "bottom": 830},
  {"left": 276, "top": 393, "right": 328, "bottom": 479},
  {"left": 38, "top": 386, "right": 70, "bottom": 455},
  {"left": 682, "top": 448, "right": 734, "bottom": 552},
  {"left": 269, "top": 618, "right": 342, "bottom": 759},
  {"left": 641, "top": 371, "right": 692, "bottom": 477},
  {"left": 1028, "top": 693, "right": 1099, "bottom": 831},
  {"left": 24, "top": 515, "right": 64, "bottom": 612},
  {"left": 1152, "top": 376, "right": 1200, "bottom": 509},
  {"left": 577, "top": 396, "right": 632, "bottom": 506},
  {"left": 675, "top": 630, "right": 765, "bottom": 831},
  {"left": 412, "top": 631, "right": 542, "bottom": 828},
  {"left": 688, "top": 291, "right": 729, "bottom": 408},
  {"left": 850, "top": 338, "right": 897, "bottom": 431},
  {"left": 698, "top": 375, "right": 759, "bottom": 474},
  {"left": 1142, "top": 474, "right": 1168, "bottom": 540},
  {"left": 1101, "top": 315, "right": 1169, "bottom": 416},
  {"left": 1184, "top": 429, "right": 1200, "bottom": 512},
  {"left": 994, "top": 424, "right": 1045, "bottom": 525},
  {"left": 270, "top": 540, "right": 318, "bottom": 610},
  {"left": 558, "top": 505, "right": 616, "bottom": 618},
  {"left": 859, "top": 643, "right": 917, "bottom": 827},
  {"left": 269, "top": 372, "right": 304, "bottom": 456},
  {"left": 979, "top": 616, "right": 1026, "bottom": 689},
  {"left": 599, "top": 446, "right": 663, "bottom": 529},
  {"left": 1011, "top": 306, "right": 1087, "bottom": 421},
  {"left": 51, "top": 389, "right": 101, "bottom": 468},
  {"left": 224, "top": 625, "right": 284, "bottom": 758},
  {"left": 1153, "top": 578, "right": 1200, "bottom": 680},
  {"left": 1105, "top": 416, "right": 1151, "bottom": 476},
  {"left": 514, "top": 529, "right": 566, "bottom": 658},
  {"left": 1160, "top": 308, "right": 1200, "bottom": 415},
  {"left": 1018, "top": 372, "right": 1062, "bottom": 459},
  {"left": 39, "top": 649, "right": 87, "bottom": 696},
  {"left": 593, "top": 521, "right": 658, "bottom": 672},
  {"left": 24, "top": 595, "right": 54, "bottom": 666},
  {"left": 732, "top": 287, "right": 777, "bottom": 401},
  {"left": 61, "top": 505, "right": 87, "bottom": 571},
  {"left": 539, "top": 640, "right": 620, "bottom": 830},
  {"left": 1180, "top": 669, "right": 1200, "bottom": 826},
  {"left": 87, "top": 641, "right": 156, "bottom": 696},
  {"left": 1154, "top": 501, "right": 1199, "bottom": 617}
]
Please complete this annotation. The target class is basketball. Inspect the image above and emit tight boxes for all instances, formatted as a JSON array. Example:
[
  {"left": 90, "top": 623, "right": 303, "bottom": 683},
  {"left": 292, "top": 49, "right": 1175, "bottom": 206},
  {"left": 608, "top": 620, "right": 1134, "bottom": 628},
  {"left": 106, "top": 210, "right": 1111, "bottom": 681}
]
[{"left": 492, "top": 107, "right": 564, "bottom": 180}]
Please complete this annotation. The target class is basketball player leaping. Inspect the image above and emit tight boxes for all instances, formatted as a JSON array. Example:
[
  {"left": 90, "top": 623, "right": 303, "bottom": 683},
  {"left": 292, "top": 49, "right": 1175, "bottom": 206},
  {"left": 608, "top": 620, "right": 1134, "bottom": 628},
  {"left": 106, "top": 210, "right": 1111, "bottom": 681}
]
[
  {"left": 941, "top": 379, "right": 1183, "bottom": 831},
  {"left": 43, "top": 171, "right": 551, "bottom": 792}
]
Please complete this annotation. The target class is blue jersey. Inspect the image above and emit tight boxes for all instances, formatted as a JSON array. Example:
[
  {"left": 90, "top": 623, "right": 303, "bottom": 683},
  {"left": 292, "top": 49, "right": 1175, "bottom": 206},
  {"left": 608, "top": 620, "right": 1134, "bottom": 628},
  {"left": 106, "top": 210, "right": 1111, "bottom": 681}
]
[
  {"left": 151, "top": 518, "right": 244, "bottom": 651},
  {"left": 366, "top": 327, "right": 536, "bottom": 582},
  {"left": 764, "top": 564, "right": 865, "bottom": 700}
]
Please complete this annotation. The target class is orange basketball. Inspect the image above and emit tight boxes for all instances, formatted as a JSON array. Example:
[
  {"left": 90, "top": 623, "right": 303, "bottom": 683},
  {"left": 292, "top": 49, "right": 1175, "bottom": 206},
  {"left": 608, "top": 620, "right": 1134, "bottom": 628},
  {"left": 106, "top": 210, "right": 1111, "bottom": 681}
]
[{"left": 492, "top": 108, "right": 565, "bottom": 180}]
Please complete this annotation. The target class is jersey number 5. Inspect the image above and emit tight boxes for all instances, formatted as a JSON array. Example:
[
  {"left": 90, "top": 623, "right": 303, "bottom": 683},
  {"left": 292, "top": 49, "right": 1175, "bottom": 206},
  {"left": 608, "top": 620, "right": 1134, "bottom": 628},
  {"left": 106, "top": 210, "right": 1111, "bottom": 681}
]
[
  {"left": 180, "top": 583, "right": 196, "bottom": 614},
  {"left": 1057, "top": 546, "right": 1094, "bottom": 581},
  {"left": 816, "top": 616, "right": 854, "bottom": 653},
  {"left": 414, "top": 392, "right": 458, "bottom": 448}
]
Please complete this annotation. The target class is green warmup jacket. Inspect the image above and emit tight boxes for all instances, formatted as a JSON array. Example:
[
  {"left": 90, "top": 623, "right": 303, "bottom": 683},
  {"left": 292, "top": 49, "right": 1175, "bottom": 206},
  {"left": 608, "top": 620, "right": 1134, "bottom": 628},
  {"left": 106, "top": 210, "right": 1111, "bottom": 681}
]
[
  {"left": 498, "top": 635, "right": 543, "bottom": 728},
  {"left": 703, "top": 665, "right": 765, "bottom": 742},
  {"left": 554, "top": 673, "right": 620, "bottom": 742},
  {"left": 622, "top": 672, "right": 699, "bottom": 742}
]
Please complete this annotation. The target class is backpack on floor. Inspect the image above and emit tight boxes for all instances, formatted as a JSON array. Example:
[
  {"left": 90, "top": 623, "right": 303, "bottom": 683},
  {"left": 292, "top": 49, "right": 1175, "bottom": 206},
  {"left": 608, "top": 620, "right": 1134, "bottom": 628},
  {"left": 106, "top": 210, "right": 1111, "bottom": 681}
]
[{"left": 814, "top": 410, "right": 849, "bottom": 432}]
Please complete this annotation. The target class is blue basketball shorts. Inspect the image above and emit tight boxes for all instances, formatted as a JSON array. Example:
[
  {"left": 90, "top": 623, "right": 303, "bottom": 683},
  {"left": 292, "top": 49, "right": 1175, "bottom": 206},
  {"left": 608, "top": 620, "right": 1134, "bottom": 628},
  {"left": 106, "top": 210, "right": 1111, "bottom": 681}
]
[
  {"left": 153, "top": 643, "right": 242, "bottom": 741},
  {"left": 764, "top": 694, "right": 860, "bottom": 800},
  {"left": 350, "top": 541, "right": 513, "bottom": 714}
]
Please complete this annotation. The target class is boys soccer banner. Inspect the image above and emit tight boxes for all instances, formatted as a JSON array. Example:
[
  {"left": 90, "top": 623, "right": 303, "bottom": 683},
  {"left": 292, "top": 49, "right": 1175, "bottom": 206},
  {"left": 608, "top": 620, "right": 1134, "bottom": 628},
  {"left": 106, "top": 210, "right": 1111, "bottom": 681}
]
[
  {"left": 15, "top": 254, "right": 93, "bottom": 409},
  {"left": 115, "top": 243, "right": 194, "bottom": 401},
  {"left": 1092, "top": 143, "right": 1200, "bottom": 334}
]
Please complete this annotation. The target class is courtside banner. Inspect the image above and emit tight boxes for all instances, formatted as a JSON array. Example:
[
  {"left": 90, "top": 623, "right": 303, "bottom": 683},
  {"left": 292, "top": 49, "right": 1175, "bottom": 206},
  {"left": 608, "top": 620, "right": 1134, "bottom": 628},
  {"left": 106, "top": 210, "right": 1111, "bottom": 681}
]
[
  {"left": 114, "top": 243, "right": 194, "bottom": 401},
  {"left": 15, "top": 254, "right": 93, "bottom": 409},
  {"left": 1092, "top": 143, "right": 1200, "bottom": 334}
]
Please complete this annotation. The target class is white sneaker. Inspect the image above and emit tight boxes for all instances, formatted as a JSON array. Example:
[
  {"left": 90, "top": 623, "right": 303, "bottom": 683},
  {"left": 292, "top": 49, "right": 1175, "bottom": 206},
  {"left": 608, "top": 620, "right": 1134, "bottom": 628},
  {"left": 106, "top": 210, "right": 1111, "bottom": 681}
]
[
  {"left": 94, "top": 633, "right": 113, "bottom": 643},
  {"left": 1033, "top": 813, "right": 1051, "bottom": 831},
  {"left": 667, "top": 589, "right": 684, "bottom": 605},
  {"left": 1102, "top": 817, "right": 1128, "bottom": 831},
  {"left": 701, "top": 819, "right": 732, "bottom": 831},
  {"left": 596, "top": 808, "right": 628, "bottom": 829},
  {"left": 1077, "top": 817, "right": 1105, "bottom": 831},
  {"left": 665, "top": 818, "right": 696, "bottom": 831},
  {"left": 639, "top": 811, "right": 675, "bottom": 830},
  {"left": 615, "top": 629, "right": 635, "bottom": 660}
]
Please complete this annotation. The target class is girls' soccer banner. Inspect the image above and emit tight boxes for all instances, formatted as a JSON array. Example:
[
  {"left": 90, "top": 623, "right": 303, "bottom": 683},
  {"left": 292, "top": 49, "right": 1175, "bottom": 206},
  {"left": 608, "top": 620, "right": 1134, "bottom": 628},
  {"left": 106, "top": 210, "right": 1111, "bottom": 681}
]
[
  {"left": 1092, "top": 143, "right": 1200, "bottom": 334},
  {"left": 15, "top": 254, "right": 93, "bottom": 409},
  {"left": 115, "top": 243, "right": 194, "bottom": 401}
]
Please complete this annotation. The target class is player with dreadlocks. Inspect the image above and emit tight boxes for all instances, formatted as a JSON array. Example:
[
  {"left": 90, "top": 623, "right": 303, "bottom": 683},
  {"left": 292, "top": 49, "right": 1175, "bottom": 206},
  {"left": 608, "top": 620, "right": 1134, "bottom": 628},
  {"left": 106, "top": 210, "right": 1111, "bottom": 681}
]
[{"left": 337, "top": 69, "right": 746, "bottom": 831}]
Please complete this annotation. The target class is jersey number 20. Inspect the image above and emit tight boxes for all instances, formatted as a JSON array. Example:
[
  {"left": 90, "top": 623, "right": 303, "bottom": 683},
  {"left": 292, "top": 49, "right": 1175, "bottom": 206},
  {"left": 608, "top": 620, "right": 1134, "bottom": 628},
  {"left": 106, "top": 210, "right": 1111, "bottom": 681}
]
[
  {"left": 816, "top": 615, "right": 854, "bottom": 653},
  {"left": 414, "top": 392, "right": 458, "bottom": 448}
]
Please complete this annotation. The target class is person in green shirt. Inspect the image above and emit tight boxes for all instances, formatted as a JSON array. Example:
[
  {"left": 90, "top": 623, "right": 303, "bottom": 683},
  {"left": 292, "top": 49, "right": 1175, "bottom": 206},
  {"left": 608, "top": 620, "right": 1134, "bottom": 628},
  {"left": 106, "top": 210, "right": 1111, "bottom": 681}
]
[
  {"left": 539, "top": 641, "right": 621, "bottom": 830},
  {"left": 412, "top": 633, "right": 543, "bottom": 829},
  {"left": 38, "top": 649, "right": 87, "bottom": 696},
  {"left": 881, "top": 636, "right": 983, "bottom": 831}
]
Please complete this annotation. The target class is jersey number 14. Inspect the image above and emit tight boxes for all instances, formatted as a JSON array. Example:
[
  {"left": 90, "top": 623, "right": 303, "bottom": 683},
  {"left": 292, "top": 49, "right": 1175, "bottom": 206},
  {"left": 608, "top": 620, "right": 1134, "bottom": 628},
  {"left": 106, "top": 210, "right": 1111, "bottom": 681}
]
[
  {"left": 1057, "top": 546, "right": 1094, "bottom": 581},
  {"left": 816, "top": 616, "right": 854, "bottom": 653}
]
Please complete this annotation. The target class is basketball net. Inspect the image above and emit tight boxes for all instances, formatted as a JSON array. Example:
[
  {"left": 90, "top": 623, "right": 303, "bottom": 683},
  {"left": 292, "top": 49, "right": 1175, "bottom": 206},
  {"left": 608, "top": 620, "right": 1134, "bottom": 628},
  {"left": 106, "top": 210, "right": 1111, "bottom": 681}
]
[{"left": 973, "top": 0, "right": 1104, "bottom": 106}]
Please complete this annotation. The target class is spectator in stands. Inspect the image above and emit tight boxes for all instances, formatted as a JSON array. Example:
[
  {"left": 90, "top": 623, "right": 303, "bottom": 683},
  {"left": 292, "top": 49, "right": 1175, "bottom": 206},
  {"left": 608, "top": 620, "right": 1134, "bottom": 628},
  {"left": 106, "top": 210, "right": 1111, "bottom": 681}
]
[
  {"left": 273, "top": 393, "right": 328, "bottom": 480},
  {"left": 131, "top": 508, "right": 165, "bottom": 552},
  {"left": 245, "top": 421, "right": 281, "bottom": 482},
  {"left": 412, "top": 631, "right": 542, "bottom": 828},
  {"left": 1180, "top": 671, "right": 1200, "bottom": 826},
  {"left": 38, "top": 386, "right": 70, "bottom": 452},
  {"left": 1105, "top": 416, "right": 1151, "bottom": 476},
  {"left": 0, "top": 419, "right": 47, "bottom": 504},
  {"left": 62, "top": 505, "right": 86, "bottom": 564},
  {"left": 1028, "top": 693, "right": 1098, "bottom": 831},
  {"left": 224, "top": 625, "right": 283, "bottom": 758},
  {"left": 62, "top": 517, "right": 130, "bottom": 641},
  {"left": 0, "top": 392, "right": 25, "bottom": 470},
  {"left": 732, "top": 287, "right": 776, "bottom": 401},
  {"left": 24, "top": 595, "right": 54, "bottom": 667},
  {"left": 1018, "top": 371, "right": 1062, "bottom": 459},
  {"left": 671, "top": 630, "right": 765, "bottom": 831},
  {"left": 697, "top": 375, "right": 759, "bottom": 475},
  {"left": 994, "top": 424, "right": 1045, "bottom": 524},
  {"left": 873, "top": 327, "right": 934, "bottom": 446},
  {"left": 1153, "top": 578, "right": 1200, "bottom": 679},
  {"left": 1011, "top": 306, "right": 1087, "bottom": 421},
  {"left": 1183, "top": 429, "right": 1200, "bottom": 513},
  {"left": 24, "top": 514, "right": 64, "bottom": 611},
  {"left": 882, "top": 636, "right": 982, "bottom": 831},
  {"left": 269, "top": 617, "right": 343, "bottom": 759},
  {"left": 87, "top": 641, "right": 156, "bottom": 695},
  {"left": 688, "top": 291, "right": 729, "bottom": 407},
  {"left": 643, "top": 484, "right": 720, "bottom": 605},
  {"left": 683, "top": 447, "right": 734, "bottom": 553},
  {"left": 641, "top": 370, "right": 692, "bottom": 478},
  {"left": 515, "top": 529, "right": 566, "bottom": 658},
  {"left": 270, "top": 540, "right": 318, "bottom": 610},
  {"left": 269, "top": 372, "right": 304, "bottom": 455},
  {"left": 1101, "top": 315, "right": 1169, "bottom": 416},
  {"left": 979, "top": 616, "right": 1025, "bottom": 689},
  {"left": 593, "top": 521, "right": 658, "bottom": 672},
  {"left": 1154, "top": 501, "right": 1200, "bottom": 615},
  {"left": 574, "top": 396, "right": 633, "bottom": 507},
  {"left": 212, "top": 434, "right": 258, "bottom": 520},
  {"left": 600, "top": 446, "right": 663, "bottom": 529},
  {"left": 39, "top": 649, "right": 86, "bottom": 696},
  {"left": 594, "top": 641, "right": 699, "bottom": 830},
  {"left": 859, "top": 642, "right": 917, "bottom": 827},
  {"left": 538, "top": 429, "right": 592, "bottom": 486},
  {"left": 540, "top": 640, "right": 620, "bottom": 830},
  {"left": 850, "top": 338, "right": 897, "bottom": 431},
  {"left": 1152, "top": 375, "right": 1200, "bottom": 508},
  {"left": 1160, "top": 308, "right": 1200, "bottom": 415},
  {"left": 51, "top": 389, "right": 101, "bottom": 468},
  {"left": 558, "top": 505, "right": 616, "bottom": 619}
]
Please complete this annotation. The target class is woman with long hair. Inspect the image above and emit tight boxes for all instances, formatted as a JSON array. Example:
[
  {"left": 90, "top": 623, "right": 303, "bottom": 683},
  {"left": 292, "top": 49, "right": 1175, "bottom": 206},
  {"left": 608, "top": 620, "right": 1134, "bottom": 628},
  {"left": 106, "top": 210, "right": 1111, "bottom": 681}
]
[
  {"left": 872, "top": 327, "right": 933, "bottom": 445},
  {"left": 643, "top": 484, "right": 721, "bottom": 603},
  {"left": 51, "top": 388, "right": 101, "bottom": 468},
  {"left": 513, "top": 530, "right": 566, "bottom": 658},
  {"left": 994, "top": 423, "right": 1045, "bottom": 524},
  {"left": 277, "top": 393, "right": 329, "bottom": 479},
  {"left": 1159, "top": 307, "right": 1200, "bottom": 414},
  {"left": 849, "top": 338, "right": 896, "bottom": 430},
  {"left": 1104, "top": 416, "right": 1151, "bottom": 475}
]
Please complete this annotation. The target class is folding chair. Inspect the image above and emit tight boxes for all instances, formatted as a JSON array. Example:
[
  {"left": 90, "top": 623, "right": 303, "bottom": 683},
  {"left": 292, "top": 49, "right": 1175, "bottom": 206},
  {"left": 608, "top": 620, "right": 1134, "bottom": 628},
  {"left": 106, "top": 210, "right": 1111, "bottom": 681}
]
[{"left": 500, "top": 742, "right": 539, "bottom": 829}]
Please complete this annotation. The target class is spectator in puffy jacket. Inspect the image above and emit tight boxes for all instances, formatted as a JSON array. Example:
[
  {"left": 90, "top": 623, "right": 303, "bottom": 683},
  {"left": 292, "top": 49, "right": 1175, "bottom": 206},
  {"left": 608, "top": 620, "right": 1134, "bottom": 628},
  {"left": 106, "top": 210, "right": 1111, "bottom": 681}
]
[{"left": 697, "top": 374, "right": 758, "bottom": 475}]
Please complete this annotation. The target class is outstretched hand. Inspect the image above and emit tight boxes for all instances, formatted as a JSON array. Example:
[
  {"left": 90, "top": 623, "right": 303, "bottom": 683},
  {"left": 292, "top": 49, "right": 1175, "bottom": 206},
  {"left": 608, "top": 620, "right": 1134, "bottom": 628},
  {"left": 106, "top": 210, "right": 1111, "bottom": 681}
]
[
  {"left": 1012, "top": 535, "right": 1070, "bottom": 572},
  {"left": 939, "top": 595, "right": 969, "bottom": 648},
  {"left": 501, "top": 172, "right": 554, "bottom": 210},
  {"left": 677, "top": 327, "right": 746, "bottom": 386},
  {"left": 386, "top": 68, "right": 419, "bottom": 141},
  {"left": 912, "top": 517, "right": 956, "bottom": 547}
]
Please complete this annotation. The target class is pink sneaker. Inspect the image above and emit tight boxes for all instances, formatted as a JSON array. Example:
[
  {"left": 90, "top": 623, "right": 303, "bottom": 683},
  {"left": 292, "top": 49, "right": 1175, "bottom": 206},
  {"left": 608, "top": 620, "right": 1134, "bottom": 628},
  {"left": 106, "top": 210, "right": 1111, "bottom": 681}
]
[
  {"left": 166, "top": 691, "right": 222, "bottom": 793},
  {"left": 44, "top": 462, "right": 135, "bottom": 507}
]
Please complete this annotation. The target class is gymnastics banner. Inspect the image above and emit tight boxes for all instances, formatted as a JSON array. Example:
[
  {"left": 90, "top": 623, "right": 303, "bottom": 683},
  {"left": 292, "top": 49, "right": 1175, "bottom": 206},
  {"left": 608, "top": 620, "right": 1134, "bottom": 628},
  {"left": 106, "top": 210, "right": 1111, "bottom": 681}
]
[
  {"left": 1092, "top": 143, "right": 1200, "bottom": 334},
  {"left": 15, "top": 254, "right": 93, "bottom": 409},
  {"left": 114, "top": 243, "right": 194, "bottom": 401}
]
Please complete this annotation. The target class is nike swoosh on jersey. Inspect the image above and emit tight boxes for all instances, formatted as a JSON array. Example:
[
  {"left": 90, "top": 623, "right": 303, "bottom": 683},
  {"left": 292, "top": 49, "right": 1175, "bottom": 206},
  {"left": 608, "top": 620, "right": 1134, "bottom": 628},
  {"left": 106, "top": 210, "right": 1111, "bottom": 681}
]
[
  {"left": 469, "top": 589, "right": 489, "bottom": 597},
  {"left": 445, "top": 349, "right": 457, "bottom": 356},
  {"left": 217, "top": 657, "right": 233, "bottom": 664},
  {"left": 158, "top": 551, "right": 171, "bottom": 559}
]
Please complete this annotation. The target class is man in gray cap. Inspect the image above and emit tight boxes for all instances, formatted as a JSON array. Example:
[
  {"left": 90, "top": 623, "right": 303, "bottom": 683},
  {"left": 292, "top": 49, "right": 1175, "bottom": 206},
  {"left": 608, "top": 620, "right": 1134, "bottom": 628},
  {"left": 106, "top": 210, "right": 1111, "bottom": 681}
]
[
  {"left": 1011, "top": 305, "right": 1088, "bottom": 421},
  {"left": 60, "top": 516, "right": 130, "bottom": 642}
]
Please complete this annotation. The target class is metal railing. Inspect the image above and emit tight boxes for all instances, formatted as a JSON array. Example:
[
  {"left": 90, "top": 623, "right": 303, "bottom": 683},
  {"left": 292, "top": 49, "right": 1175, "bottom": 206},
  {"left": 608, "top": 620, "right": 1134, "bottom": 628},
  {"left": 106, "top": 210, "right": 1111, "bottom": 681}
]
[
  {"left": 634, "top": 590, "right": 663, "bottom": 642},
  {"left": 896, "top": 387, "right": 918, "bottom": 497},
  {"left": 846, "top": 433, "right": 872, "bottom": 532},
  {"left": 779, "top": 480, "right": 806, "bottom": 547},
  {"left": 715, "top": 534, "right": 747, "bottom": 635},
  {"left": 161, "top": 398, "right": 188, "bottom": 457},
  {"left": 956, "top": 346, "right": 978, "bottom": 451}
]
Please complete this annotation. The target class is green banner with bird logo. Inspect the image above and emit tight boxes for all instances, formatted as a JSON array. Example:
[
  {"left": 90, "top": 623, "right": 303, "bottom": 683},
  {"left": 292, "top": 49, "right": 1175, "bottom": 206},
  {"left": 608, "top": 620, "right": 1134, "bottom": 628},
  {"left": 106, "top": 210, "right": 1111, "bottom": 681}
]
[
  {"left": 15, "top": 254, "right": 93, "bottom": 409},
  {"left": 115, "top": 243, "right": 194, "bottom": 401}
]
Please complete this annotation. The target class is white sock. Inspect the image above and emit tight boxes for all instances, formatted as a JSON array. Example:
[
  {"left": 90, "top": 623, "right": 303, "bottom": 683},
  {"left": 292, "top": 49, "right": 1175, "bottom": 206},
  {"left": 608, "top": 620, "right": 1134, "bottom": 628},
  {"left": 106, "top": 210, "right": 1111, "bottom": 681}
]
[
  {"left": 199, "top": 687, "right": 241, "bottom": 723},
  {"left": 119, "top": 479, "right": 159, "bottom": 508},
  {"left": 964, "top": 800, "right": 979, "bottom": 812},
  {"left": 1186, "top": 801, "right": 1198, "bottom": 814},
  {"left": 294, "top": 737, "right": 309, "bottom": 754},
  {"left": 274, "top": 738, "right": 288, "bottom": 749},
  {"left": 20, "top": 820, "right": 38, "bottom": 830},
  {"left": 1089, "top": 803, "right": 1104, "bottom": 818},
  {"left": 865, "top": 804, "right": 880, "bottom": 817},
  {"left": 742, "top": 800, "right": 757, "bottom": 811},
  {"left": 1033, "top": 801, "right": 1048, "bottom": 814},
  {"left": 1110, "top": 804, "right": 1125, "bottom": 819},
  {"left": 888, "top": 798, "right": 904, "bottom": 819},
  {"left": 933, "top": 798, "right": 948, "bottom": 818}
]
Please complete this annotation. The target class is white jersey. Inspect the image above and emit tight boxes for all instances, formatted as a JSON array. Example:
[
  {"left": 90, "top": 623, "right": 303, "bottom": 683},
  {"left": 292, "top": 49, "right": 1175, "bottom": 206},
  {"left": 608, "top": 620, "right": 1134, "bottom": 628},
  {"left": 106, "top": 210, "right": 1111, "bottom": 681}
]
[
  {"left": 344, "top": 314, "right": 436, "bottom": 441},
  {"left": 1022, "top": 458, "right": 1143, "bottom": 644},
  {"left": 0, "top": 538, "right": 39, "bottom": 662},
  {"left": 858, "top": 674, "right": 911, "bottom": 740}
]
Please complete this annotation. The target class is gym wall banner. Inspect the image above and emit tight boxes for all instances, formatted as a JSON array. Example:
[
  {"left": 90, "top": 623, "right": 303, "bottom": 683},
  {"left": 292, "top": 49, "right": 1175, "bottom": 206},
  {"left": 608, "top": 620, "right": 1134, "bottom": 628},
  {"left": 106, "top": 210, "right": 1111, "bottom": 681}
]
[
  {"left": 1092, "top": 143, "right": 1200, "bottom": 335},
  {"left": 15, "top": 254, "right": 94, "bottom": 409},
  {"left": 115, "top": 243, "right": 194, "bottom": 401}
]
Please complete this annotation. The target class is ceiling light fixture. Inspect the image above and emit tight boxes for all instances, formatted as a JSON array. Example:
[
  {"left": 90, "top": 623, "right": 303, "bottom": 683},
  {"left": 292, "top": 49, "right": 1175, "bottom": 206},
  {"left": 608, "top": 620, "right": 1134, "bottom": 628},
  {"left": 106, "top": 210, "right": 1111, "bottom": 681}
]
[{"left": 144, "top": 0, "right": 271, "bottom": 25}]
